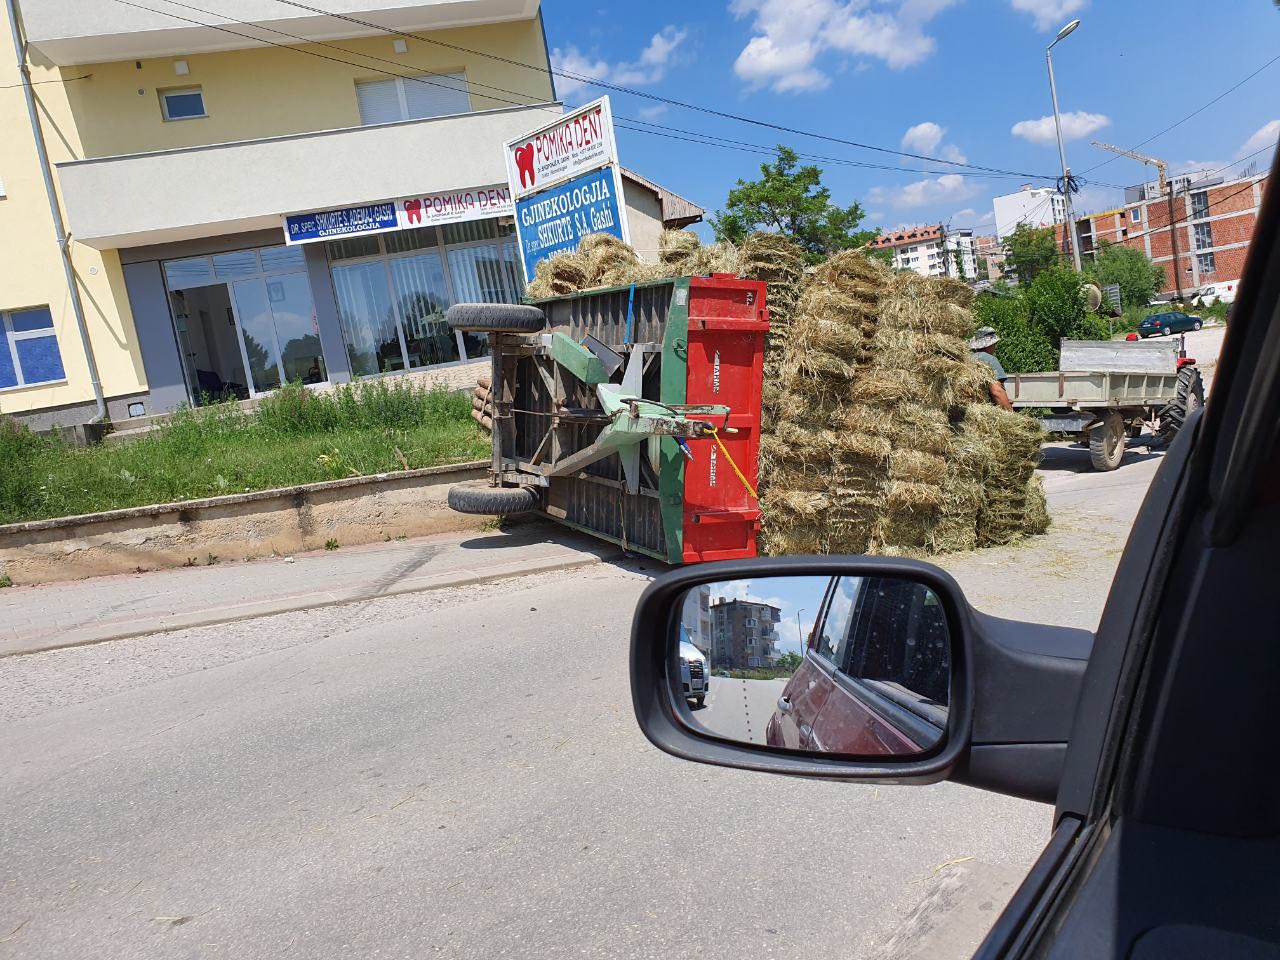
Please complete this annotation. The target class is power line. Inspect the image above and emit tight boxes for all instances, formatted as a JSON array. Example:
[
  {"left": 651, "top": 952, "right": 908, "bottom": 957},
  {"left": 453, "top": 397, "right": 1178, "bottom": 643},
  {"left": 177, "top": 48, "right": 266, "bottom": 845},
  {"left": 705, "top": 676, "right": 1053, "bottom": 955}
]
[
  {"left": 0, "top": 73, "right": 91, "bottom": 89},
  {"left": 258, "top": 0, "right": 1063, "bottom": 182},
  {"left": 1080, "top": 53, "right": 1280, "bottom": 176},
  {"left": 117, "top": 0, "right": 1050, "bottom": 185}
]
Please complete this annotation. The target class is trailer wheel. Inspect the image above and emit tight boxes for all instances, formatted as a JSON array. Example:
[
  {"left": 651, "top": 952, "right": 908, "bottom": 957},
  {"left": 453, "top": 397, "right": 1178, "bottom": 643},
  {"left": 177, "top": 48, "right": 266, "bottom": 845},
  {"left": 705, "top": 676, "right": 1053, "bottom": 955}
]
[
  {"left": 1089, "top": 410, "right": 1126, "bottom": 471},
  {"left": 446, "top": 303, "right": 545, "bottom": 333},
  {"left": 1155, "top": 366, "right": 1205, "bottom": 447},
  {"left": 447, "top": 483, "right": 541, "bottom": 515}
]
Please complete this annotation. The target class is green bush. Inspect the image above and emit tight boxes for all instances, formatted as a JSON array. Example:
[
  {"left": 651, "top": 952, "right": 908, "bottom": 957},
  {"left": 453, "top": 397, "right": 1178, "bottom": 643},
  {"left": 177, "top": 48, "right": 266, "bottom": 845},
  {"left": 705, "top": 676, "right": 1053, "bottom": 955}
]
[
  {"left": 973, "top": 293, "right": 1056, "bottom": 374},
  {"left": 0, "top": 381, "right": 486, "bottom": 525}
]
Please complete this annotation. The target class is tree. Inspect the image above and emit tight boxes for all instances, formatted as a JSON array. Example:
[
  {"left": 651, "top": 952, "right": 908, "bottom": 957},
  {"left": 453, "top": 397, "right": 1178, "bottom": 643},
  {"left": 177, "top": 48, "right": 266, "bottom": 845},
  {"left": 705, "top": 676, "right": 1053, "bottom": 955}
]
[
  {"left": 974, "top": 267, "right": 1110, "bottom": 373},
  {"left": 1002, "top": 224, "right": 1059, "bottom": 282},
  {"left": 1084, "top": 242, "right": 1166, "bottom": 308},
  {"left": 775, "top": 651, "right": 803, "bottom": 672},
  {"left": 711, "top": 146, "right": 878, "bottom": 263}
]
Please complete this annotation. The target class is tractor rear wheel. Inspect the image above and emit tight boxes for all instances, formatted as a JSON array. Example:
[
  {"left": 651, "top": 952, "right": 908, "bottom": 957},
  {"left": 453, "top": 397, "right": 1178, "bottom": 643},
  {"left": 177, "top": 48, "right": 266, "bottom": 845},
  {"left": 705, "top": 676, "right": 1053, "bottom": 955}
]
[
  {"left": 447, "top": 483, "right": 541, "bottom": 515},
  {"left": 1156, "top": 366, "right": 1205, "bottom": 447},
  {"left": 1089, "top": 410, "right": 1126, "bottom": 471},
  {"left": 446, "top": 303, "right": 545, "bottom": 333}
]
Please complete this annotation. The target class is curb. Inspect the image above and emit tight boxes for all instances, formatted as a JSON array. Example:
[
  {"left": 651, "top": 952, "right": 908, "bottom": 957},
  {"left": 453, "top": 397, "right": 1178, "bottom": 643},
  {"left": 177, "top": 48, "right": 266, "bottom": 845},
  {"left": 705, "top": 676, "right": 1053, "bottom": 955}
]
[{"left": 0, "top": 549, "right": 616, "bottom": 659}]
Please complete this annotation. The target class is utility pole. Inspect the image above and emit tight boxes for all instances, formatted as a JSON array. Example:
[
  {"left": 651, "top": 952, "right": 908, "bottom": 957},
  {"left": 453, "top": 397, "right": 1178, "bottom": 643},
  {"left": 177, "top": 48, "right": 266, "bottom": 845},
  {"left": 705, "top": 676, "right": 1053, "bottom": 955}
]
[
  {"left": 4, "top": 0, "right": 106, "bottom": 422},
  {"left": 1089, "top": 141, "right": 1181, "bottom": 301},
  {"left": 1047, "top": 19, "right": 1083, "bottom": 272}
]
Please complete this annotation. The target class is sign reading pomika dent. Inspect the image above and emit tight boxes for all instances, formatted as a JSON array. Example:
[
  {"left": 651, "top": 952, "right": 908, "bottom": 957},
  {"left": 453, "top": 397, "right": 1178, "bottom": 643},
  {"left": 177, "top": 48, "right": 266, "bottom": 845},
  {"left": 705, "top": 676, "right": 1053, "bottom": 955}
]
[
  {"left": 504, "top": 97, "right": 618, "bottom": 200},
  {"left": 282, "top": 185, "right": 514, "bottom": 245}
]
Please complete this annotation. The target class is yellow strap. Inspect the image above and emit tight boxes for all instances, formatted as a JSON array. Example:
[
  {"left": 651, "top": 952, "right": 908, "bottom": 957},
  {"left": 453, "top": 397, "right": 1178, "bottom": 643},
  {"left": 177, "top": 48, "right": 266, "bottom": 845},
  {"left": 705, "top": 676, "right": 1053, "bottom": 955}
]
[{"left": 706, "top": 426, "right": 759, "bottom": 500}]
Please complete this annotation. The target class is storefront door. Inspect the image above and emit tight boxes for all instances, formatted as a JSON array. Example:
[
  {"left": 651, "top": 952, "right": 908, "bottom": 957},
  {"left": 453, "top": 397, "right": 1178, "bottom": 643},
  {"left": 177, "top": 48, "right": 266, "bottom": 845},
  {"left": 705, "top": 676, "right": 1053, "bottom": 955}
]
[
  {"left": 229, "top": 273, "right": 326, "bottom": 395},
  {"left": 163, "top": 245, "right": 328, "bottom": 404}
]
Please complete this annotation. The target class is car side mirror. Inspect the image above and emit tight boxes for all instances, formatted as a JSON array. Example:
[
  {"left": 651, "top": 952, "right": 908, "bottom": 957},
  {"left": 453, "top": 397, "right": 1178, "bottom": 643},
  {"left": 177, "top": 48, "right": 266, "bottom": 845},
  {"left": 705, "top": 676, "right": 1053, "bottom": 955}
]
[{"left": 631, "top": 557, "right": 1094, "bottom": 801}]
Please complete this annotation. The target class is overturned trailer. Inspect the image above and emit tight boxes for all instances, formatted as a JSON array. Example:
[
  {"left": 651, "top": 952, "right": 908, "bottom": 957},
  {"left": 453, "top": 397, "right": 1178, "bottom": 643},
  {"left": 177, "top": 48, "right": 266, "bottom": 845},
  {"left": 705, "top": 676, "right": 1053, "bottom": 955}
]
[{"left": 447, "top": 276, "right": 769, "bottom": 563}]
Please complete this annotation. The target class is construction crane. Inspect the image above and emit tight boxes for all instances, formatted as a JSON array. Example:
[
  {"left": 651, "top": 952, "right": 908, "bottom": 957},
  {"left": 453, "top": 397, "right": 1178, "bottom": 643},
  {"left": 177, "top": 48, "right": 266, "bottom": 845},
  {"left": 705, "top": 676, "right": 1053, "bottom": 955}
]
[
  {"left": 1090, "top": 140, "right": 1168, "bottom": 196},
  {"left": 1089, "top": 140, "right": 1183, "bottom": 301}
]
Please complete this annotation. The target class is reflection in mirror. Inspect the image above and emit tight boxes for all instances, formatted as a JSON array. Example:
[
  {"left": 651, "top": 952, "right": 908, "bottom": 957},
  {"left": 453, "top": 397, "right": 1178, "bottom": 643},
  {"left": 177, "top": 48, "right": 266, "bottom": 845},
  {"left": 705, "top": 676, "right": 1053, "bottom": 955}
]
[{"left": 674, "top": 575, "right": 952, "bottom": 758}]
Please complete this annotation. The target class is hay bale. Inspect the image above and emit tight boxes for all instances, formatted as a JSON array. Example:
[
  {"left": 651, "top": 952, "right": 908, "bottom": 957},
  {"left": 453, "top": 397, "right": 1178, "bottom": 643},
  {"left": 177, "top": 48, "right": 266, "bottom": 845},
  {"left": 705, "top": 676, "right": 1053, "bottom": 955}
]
[
  {"left": 885, "top": 481, "right": 945, "bottom": 512},
  {"left": 1024, "top": 475, "right": 1051, "bottom": 535},
  {"left": 581, "top": 233, "right": 640, "bottom": 284},
  {"left": 526, "top": 251, "right": 590, "bottom": 298},
  {"left": 890, "top": 449, "right": 947, "bottom": 485},
  {"left": 659, "top": 229, "right": 701, "bottom": 265}
]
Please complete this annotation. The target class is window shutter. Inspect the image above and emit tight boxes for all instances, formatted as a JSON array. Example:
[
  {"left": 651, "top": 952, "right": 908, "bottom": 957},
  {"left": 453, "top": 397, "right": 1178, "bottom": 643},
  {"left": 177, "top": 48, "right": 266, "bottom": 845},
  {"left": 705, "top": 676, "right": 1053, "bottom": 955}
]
[
  {"left": 402, "top": 72, "right": 470, "bottom": 120},
  {"left": 356, "top": 78, "right": 404, "bottom": 125}
]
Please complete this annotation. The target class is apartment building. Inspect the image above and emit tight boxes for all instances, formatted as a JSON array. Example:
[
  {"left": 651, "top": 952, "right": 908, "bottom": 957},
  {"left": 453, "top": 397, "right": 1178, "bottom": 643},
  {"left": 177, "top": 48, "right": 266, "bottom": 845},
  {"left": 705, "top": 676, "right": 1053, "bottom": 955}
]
[
  {"left": 992, "top": 184, "right": 1067, "bottom": 241},
  {"left": 866, "top": 225, "right": 978, "bottom": 280},
  {"left": 709, "top": 598, "right": 780, "bottom": 670},
  {"left": 1057, "top": 171, "right": 1269, "bottom": 298},
  {"left": 972, "top": 234, "right": 1005, "bottom": 280},
  {"left": 1, "top": 0, "right": 699, "bottom": 428}
]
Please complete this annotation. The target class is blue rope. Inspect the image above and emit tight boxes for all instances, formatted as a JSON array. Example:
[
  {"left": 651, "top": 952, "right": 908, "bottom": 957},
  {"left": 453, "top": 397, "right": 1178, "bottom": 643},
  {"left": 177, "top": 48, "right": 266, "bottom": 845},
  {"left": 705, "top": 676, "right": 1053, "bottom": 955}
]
[{"left": 624, "top": 284, "right": 636, "bottom": 346}]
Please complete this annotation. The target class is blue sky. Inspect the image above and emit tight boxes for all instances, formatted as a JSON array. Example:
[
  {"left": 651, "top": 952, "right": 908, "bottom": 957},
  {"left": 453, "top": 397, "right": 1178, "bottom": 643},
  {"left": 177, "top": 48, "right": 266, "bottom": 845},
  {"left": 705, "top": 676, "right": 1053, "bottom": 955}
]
[{"left": 541, "top": 0, "right": 1280, "bottom": 238}]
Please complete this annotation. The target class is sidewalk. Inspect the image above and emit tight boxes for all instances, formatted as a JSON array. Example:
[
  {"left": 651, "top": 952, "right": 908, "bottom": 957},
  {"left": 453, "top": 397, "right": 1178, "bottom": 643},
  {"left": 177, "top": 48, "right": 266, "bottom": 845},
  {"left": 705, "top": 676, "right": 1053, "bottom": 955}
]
[{"left": 0, "top": 522, "right": 618, "bottom": 657}]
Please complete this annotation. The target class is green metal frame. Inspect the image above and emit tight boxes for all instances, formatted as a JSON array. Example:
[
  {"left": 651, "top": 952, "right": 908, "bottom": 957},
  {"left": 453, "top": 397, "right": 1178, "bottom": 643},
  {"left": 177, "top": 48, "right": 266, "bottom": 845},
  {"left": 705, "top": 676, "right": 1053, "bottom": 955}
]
[{"left": 658, "top": 278, "right": 691, "bottom": 564}]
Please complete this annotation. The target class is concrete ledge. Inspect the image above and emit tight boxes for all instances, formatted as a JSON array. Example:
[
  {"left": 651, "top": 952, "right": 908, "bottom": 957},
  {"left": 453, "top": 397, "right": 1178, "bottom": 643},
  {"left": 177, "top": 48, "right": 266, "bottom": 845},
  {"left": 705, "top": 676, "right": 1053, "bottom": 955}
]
[{"left": 0, "top": 461, "right": 489, "bottom": 585}]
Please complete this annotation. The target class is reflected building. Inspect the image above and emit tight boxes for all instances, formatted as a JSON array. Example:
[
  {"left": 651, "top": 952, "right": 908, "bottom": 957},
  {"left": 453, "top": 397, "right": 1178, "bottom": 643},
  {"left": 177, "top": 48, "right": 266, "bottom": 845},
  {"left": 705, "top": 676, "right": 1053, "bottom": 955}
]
[{"left": 709, "top": 598, "right": 781, "bottom": 669}]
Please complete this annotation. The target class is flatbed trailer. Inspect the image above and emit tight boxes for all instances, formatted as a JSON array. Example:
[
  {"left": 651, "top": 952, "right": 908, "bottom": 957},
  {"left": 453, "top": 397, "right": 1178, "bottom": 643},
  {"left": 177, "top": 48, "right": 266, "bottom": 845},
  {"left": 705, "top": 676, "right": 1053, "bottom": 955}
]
[{"left": 1007, "top": 339, "right": 1204, "bottom": 471}]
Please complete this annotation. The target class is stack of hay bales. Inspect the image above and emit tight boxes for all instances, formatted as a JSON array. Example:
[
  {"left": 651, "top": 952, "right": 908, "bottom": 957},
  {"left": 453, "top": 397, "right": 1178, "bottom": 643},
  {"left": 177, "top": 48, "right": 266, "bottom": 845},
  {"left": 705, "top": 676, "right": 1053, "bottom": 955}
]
[{"left": 761, "top": 260, "right": 1047, "bottom": 557}]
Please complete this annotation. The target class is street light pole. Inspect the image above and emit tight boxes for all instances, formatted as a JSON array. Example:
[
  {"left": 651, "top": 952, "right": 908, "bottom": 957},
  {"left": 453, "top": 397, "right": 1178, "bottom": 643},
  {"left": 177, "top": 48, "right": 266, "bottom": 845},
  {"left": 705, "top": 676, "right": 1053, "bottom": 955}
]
[{"left": 1047, "top": 18, "right": 1083, "bottom": 272}]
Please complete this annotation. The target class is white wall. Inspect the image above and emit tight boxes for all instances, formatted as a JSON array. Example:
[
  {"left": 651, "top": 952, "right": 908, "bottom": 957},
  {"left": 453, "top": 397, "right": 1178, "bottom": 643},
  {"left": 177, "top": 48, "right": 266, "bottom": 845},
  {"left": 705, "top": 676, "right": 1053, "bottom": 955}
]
[{"left": 993, "top": 188, "right": 1065, "bottom": 240}]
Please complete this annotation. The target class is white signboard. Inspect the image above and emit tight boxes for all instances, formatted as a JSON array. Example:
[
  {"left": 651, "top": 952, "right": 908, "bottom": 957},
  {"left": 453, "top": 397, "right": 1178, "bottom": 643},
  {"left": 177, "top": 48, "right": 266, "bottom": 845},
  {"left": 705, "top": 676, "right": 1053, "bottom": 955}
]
[
  {"left": 504, "top": 96, "right": 618, "bottom": 201},
  {"left": 283, "top": 184, "right": 515, "bottom": 245}
]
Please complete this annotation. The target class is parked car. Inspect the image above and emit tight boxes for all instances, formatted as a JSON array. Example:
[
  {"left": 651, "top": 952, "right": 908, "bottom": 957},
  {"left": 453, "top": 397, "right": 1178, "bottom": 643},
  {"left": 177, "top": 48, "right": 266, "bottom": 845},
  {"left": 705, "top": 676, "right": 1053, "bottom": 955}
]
[
  {"left": 1196, "top": 280, "right": 1239, "bottom": 306},
  {"left": 766, "top": 576, "right": 947, "bottom": 754},
  {"left": 678, "top": 631, "right": 709, "bottom": 708},
  {"left": 1138, "top": 311, "right": 1203, "bottom": 337}
]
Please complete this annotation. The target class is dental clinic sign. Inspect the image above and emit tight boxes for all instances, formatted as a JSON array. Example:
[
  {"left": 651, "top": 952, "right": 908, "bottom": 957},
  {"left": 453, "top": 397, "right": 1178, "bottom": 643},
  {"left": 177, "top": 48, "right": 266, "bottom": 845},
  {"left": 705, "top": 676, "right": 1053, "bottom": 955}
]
[
  {"left": 505, "top": 96, "right": 629, "bottom": 280},
  {"left": 282, "top": 185, "right": 514, "bottom": 245}
]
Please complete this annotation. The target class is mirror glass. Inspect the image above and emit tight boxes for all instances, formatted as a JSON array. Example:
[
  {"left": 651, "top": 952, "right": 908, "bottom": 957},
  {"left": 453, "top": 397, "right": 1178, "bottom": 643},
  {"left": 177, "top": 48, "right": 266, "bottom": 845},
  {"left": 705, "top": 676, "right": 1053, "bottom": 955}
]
[{"left": 674, "top": 575, "right": 952, "bottom": 757}]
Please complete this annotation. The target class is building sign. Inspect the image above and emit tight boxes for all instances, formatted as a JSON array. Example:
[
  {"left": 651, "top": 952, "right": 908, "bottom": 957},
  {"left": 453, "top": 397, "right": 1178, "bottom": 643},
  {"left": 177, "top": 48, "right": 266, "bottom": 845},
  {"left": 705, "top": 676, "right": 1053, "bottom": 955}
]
[
  {"left": 514, "top": 167, "right": 625, "bottom": 280},
  {"left": 282, "top": 185, "right": 515, "bottom": 245},
  {"left": 504, "top": 97, "right": 618, "bottom": 200}
]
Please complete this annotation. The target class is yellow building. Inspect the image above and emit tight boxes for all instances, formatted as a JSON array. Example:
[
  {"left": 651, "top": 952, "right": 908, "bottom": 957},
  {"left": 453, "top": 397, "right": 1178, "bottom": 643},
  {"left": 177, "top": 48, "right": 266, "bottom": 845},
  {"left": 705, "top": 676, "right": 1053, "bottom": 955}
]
[{"left": 1, "top": 0, "right": 700, "bottom": 428}]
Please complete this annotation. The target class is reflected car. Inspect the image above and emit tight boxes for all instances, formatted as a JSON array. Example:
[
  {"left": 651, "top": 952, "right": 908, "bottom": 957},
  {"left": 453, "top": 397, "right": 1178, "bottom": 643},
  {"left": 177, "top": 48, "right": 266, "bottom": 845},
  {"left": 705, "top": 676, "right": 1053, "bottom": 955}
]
[
  {"left": 679, "top": 631, "right": 709, "bottom": 708},
  {"left": 766, "top": 577, "right": 950, "bottom": 755},
  {"left": 1138, "top": 311, "right": 1203, "bottom": 337}
]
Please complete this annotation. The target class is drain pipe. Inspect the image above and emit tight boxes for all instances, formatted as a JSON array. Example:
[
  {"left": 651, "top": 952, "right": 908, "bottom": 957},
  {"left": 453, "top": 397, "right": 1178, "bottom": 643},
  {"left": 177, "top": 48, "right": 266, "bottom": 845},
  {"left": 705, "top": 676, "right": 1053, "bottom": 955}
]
[{"left": 5, "top": 0, "right": 106, "bottom": 423}]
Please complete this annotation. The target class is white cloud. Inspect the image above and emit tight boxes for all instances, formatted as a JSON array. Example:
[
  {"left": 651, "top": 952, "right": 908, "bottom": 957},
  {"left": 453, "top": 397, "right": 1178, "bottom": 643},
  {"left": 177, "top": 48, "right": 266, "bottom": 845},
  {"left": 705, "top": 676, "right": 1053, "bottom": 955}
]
[
  {"left": 1238, "top": 120, "right": 1280, "bottom": 159},
  {"left": 868, "top": 173, "right": 979, "bottom": 209},
  {"left": 1009, "top": 0, "right": 1088, "bottom": 32},
  {"left": 552, "top": 26, "right": 688, "bottom": 103},
  {"left": 731, "top": 0, "right": 957, "bottom": 93},
  {"left": 951, "top": 208, "right": 997, "bottom": 226},
  {"left": 637, "top": 104, "right": 670, "bottom": 121},
  {"left": 1011, "top": 111, "right": 1110, "bottom": 144},
  {"left": 900, "top": 121, "right": 967, "bottom": 165},
  {"left": 902, "top": 121, "right": 945, "bottom": 155}
]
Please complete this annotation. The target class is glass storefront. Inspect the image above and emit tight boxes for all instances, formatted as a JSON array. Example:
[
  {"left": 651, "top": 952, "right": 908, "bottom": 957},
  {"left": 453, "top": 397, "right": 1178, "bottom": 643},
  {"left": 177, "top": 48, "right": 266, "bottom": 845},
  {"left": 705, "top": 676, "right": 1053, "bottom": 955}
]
[
  {"left": 328, "top": 220, "right": 524, "bottom": 378},
  {"left": 155, "top": 218, "right": 524, "bottom": 405}
]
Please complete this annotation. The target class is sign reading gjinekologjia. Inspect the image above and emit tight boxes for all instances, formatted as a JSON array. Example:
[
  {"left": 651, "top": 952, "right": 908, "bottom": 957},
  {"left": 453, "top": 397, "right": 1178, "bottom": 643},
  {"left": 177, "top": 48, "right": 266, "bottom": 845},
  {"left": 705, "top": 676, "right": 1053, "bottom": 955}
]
[
  {"left": 514, "top": 166, "right": 625, "bottom": 282},
  {"left": 282, "top": 184, "right": 515, "bottom": 244},
  {"left": 505, "top": 95, "right": 629, "bottom": 281}
]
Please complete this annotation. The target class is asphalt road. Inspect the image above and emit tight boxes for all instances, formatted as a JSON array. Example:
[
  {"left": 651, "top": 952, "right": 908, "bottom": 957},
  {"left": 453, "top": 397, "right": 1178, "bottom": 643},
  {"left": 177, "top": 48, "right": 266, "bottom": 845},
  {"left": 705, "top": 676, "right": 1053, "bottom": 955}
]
[
  {"left": 0, "top": 565, "right": 1051, "bottom": 960},
  {"left": 691, "top": 677, "right": 788, "bottom": 745}
]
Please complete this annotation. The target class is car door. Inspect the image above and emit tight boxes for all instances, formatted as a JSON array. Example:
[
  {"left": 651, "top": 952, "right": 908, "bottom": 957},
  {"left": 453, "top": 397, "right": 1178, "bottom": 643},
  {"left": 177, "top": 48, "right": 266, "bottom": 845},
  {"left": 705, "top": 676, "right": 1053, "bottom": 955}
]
[
  {"left": 771, "top": 576, "right": 859, "bottom": 749},
  {"left": 806, "top": 578, "right": 941, "bottom": 755}
]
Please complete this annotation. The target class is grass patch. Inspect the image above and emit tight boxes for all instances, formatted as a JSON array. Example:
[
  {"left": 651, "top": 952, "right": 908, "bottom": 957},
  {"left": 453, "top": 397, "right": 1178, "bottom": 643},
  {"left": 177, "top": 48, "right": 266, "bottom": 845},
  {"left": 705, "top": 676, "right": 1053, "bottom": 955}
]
[{"left": 0, "top": 380, "right": 489, "bottom": 525}]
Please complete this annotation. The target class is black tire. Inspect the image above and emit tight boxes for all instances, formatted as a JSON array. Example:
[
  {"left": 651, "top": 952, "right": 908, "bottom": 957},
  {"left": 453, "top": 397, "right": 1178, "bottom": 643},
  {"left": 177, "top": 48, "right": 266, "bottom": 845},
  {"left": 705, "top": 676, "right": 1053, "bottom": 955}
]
[
  {"left": 1193, "top": 320, "right": 1203, "bottom": 331},
  {"left": 446, "top": 303, "right": 545, "bottom": 333},
  {"left": 1089, "top": 410, "right": 1125, "bottom": 471},
  {"left": 1156, "top": 366, "right": 1205, "bottom": 447},
  {"left": 447, "top": 483, "right": 541, "bottom": 515},
  {"left": 694, "top": 696, "right": 705, "bottom": 708}
]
